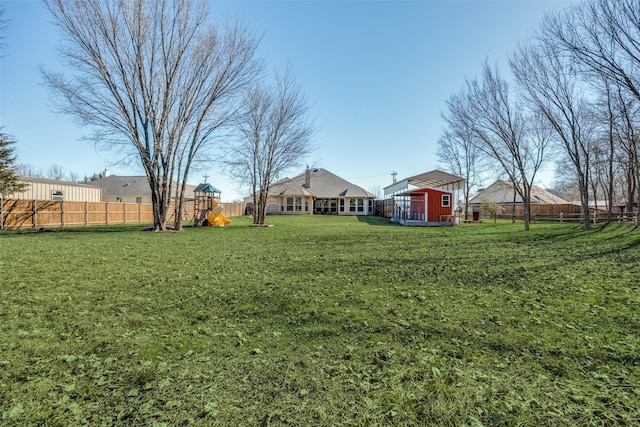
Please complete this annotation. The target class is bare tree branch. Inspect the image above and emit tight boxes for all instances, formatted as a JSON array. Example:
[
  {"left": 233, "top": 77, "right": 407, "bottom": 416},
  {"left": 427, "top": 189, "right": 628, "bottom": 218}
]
[
  {"left": 42, "top": 0, "right": 261, "bottom": 230},
  {"left": 226, "top": 66, "right": 316, "bottom": 225}
]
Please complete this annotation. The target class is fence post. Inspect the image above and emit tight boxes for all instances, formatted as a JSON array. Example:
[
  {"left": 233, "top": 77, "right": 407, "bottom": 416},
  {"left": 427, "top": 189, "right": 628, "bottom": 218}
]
[
  {"left": 85, "top": 201, "right": 89, "bottom": 225},
  {"left": 32, "top": 200, "right": 37, "bottom": 228},
  {"left": 593, "top": 211, "right": 597, "bottom": 224},
  {"left": 106, "top": 202, "right": 109, "bottom": 225},
  {"left": 560, "top": 212, "right": 563, "bottom": 224},
  {"left": 0, "top": 198, "right": 3, "bottom": 231},
  {"left": 123, "top": 203, "right": 127, "bottom": 224}
]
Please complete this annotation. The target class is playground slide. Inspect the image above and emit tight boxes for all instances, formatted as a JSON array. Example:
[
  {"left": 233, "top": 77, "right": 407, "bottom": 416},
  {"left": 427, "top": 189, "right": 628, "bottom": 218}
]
[
  {"left": 206, "top": 212, "right": 232, "bottom": 227},
  {"left": 217, "top": 213, "right": 232, "bottom": 224}
]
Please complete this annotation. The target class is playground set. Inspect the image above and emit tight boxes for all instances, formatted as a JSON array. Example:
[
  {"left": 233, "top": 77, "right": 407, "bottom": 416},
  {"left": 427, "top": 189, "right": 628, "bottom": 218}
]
[{"left": 193, "top": 183, "right": 232, "bottom": 227}]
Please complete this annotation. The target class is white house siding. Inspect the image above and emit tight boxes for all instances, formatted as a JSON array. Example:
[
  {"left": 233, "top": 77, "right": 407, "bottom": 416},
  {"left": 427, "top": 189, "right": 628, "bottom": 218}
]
[{"left": 7, "top": 178, "right": 102, "bottom": 202}]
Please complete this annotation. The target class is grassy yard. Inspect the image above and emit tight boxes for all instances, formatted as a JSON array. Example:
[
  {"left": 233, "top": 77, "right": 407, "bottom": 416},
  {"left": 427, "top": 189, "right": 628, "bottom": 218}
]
[{"left": 1, "top": 216, "right": 639, "bottom": 426}]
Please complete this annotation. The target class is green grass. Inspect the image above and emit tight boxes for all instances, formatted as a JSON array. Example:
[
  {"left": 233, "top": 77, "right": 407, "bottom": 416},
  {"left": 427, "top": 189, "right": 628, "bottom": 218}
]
[{"left": 1, "top": 216, "right": 639, "bottom": 426}]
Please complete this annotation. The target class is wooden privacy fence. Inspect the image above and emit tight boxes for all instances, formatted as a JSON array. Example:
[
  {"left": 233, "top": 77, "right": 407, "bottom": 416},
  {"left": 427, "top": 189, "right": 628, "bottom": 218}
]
[
  {"left": 487, "top": 203, "right": 637, "bottom": 223},
  {"left": 0, "top": 199, "right": 247, "bottom": 230},
  {"left": 493, "top": 211, "right": 637, "bottom": 224}
]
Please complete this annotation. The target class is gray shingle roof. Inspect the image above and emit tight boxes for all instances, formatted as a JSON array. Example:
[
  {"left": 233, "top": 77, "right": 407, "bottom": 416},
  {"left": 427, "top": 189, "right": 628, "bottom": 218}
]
[
  {"left": 89, "top": 176, "right": 197, "bottom": 198},
  {"left": 270, "top": 168, "right": 374, "bottom": 199},
  {"left": 469, "top": 180, "right": 569, "bottom": 205}
]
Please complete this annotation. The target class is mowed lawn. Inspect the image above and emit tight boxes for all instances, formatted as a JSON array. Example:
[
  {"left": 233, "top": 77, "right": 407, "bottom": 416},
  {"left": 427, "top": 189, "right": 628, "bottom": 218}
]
[{"left": 1, "top": 216, "right": 639, "bottom": 426}]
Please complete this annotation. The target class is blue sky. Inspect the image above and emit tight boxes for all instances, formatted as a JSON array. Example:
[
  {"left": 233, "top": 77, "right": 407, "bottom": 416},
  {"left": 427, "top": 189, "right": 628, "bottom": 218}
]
[{"left": 1, "top": 0, "right": 575, "bottom": 201}]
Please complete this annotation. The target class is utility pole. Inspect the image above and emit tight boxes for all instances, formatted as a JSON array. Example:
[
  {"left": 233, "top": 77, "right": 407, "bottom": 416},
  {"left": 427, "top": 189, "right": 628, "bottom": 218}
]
[
  {"left": 203, "top": 174, "right": 209, "bottom": 183},
  {"left": 391, "top": 171, "right": 397, "bottom": 184}
]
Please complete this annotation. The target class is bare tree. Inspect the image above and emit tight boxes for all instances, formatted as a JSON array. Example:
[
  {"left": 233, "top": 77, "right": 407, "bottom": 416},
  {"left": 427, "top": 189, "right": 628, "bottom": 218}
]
[
  {"left": 511, "top": 39, "right": 596, "bottom": 229},
  {"left": 47, "top": 164, "right": 66, "bottom": 181},
  {"left": 444, "top": 62, "right": 548, "bottom": 231},
  {"left": 43, "top": 0, "right": 261, "bottom": 231},
  {"left": 16, "top": 163, "right": 44, "bottom": 178},
  {"left": 610, "top": 86, "right": 640, "bottom": 224},
  {"left": 545, "top": 0, "right": 640, "bottom": 105},
  {"left": 592, "top": 79, "right": 619, "bottom": 220},
  {"left": 226, "top": 67, "right": 316, "bottom": 225},
  {"left": 436, "top": 129, "right": 484, "bottom": 220}
]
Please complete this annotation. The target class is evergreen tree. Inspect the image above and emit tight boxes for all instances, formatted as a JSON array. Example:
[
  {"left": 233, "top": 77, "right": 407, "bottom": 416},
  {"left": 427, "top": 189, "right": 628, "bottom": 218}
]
[{"left": 0, "top": 131, "right": 28, "bottom": 197}]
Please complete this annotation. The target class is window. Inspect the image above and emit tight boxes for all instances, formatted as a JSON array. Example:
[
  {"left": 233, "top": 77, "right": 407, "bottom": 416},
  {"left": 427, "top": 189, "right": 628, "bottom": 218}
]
[
  {"left": 295, "top": 197, "right": 302, "bottom": 212},
  {"left": 339, "top": 199, "right": 345, "bottom": 212},
  {"left": 357, "top": 199, "right": 364, "bottom": 212},
  {"left": 442, "top": 194, "right": 451, "bottom": 207},
  {"left": 304, "top": 198, "right": 309, "bottom": 212},
  {"left": 349, "top": 199, "right": 356, "bottom": 212},
  {"left": 52, "top": 190, "right": 63, "bottom": 201},
  {"left": 286, "top": 197, "right": 294, "bottom": 211},
  {"left": 136, "top": 197, "right": 142, "bottom": 204}
]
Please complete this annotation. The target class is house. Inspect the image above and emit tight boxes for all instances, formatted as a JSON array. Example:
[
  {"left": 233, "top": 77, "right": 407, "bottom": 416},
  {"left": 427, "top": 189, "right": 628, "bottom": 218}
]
[
  {"left": 4, "top": 176, "right": 102, "bottom": 202},
  {"left": 251, "top": 168, "right": 375, "bottom": 216},
  {"left": 89, "top": 175, "right": 197, "bottom": 203},
  {"left": 468, "top": 180, "right": 580, "bottom": 220},
  {"left": 468, "top": 180, "right": 569, "bottom": 207}
]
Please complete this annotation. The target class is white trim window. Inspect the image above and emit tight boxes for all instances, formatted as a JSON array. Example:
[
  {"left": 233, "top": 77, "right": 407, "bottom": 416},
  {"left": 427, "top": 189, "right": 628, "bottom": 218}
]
[{"left": 441, "top": 194, "right": 451, "bottom": 207}]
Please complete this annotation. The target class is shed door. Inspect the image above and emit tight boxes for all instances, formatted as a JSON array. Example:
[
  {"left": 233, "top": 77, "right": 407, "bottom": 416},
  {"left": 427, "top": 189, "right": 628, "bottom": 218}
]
[{"left": 424, "top": 193, "right": 428, "bottom": 222}]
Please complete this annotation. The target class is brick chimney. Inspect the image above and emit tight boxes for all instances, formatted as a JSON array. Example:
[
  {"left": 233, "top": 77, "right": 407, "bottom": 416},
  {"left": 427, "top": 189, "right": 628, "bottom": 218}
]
[{"left": 304, "top": 166, "right": 311, "bottom": 188}]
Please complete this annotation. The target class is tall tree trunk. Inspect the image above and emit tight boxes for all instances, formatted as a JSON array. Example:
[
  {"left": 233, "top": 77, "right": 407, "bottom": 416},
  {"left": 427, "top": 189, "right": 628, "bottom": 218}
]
[{"left": 522, "top": 185, "right": 531, "bottom": 231}]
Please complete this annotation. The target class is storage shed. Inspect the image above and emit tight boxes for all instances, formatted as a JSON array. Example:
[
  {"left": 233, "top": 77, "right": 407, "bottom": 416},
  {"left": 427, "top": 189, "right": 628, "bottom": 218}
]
[{"left": 391, "top": 187, "right": 454, "bottom": 226}]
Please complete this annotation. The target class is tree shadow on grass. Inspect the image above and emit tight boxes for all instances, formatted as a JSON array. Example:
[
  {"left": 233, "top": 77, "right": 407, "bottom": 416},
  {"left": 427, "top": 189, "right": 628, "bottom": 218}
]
[
  {"left": 356, "top": 216, "right": 401, "bottom": 226},
  {"left": 0, "top": 224, "right": 153, "bottom": 235}
]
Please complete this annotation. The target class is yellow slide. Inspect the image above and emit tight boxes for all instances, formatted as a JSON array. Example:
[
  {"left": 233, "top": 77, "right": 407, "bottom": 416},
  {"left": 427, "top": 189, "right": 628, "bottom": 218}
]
[{"left": 207, "top": 212, "right": 232, "bottom": 227}]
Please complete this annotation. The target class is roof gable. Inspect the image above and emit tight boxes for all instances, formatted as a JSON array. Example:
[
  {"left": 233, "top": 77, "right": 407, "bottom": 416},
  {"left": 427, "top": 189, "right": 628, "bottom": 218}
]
[
  {"left": 469, "top": 180, "right": 568, "bottom": 204},
  {"left": 90, "top": 176, "right": 197, "bottom": 198},
  {"left": 269, "top": 168, "right": 374, "bottom": 198}
]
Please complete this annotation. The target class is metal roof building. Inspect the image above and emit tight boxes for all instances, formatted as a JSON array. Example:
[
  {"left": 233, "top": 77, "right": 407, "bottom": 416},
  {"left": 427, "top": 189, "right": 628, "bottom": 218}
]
[{"left": 5, "top": 177, "right": 102, "bottom": 202}]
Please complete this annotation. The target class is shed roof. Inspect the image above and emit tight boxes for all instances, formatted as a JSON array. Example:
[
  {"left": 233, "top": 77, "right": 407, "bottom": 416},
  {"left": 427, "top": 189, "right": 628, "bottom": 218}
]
[
  {"left": 384, "top": 169, "right": 465, "bottom": 190},
  {"left": 18, "top": 176, "right": 101, "bottom": 189},
  {"left": 394, "top": 186, "right": 453, "bottom": 197}
]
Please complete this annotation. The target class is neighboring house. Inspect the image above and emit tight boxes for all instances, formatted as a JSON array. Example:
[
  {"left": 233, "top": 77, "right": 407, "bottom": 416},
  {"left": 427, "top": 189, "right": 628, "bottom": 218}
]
[
  {"left": 391, "top": 186, "right": 454, "bottom": 226},
  {"left": 249, "top": 168, "right": 375, "bottom": 215},
  {"left": 468, "top": 180, "right": 569, "bottom": 207},
  {"left": 89, "top": 175, "right": 197, "bottom": 203},
  {"left": 3, "top": 176, "right": 102, "bottom": 202}
]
